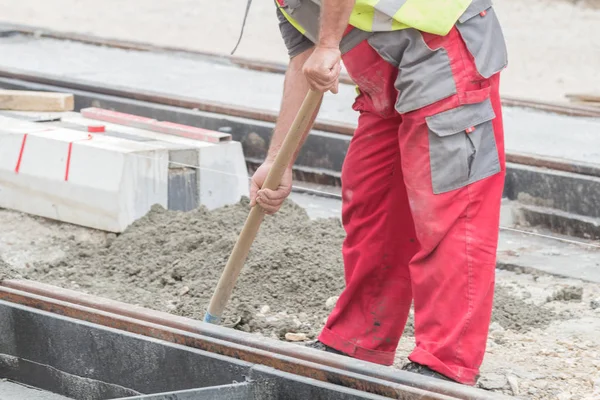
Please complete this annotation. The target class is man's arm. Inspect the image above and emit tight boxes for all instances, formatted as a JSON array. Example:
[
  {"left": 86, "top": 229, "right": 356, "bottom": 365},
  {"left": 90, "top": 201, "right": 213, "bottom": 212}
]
[
  {"left": 319, "top": 0, "right": 356, "bottom": 48},
  {"left": 266, "top": 48, "right": 319, "bottom": 164},
  {"left": 250, "top": 1, "right": 355, "bottom": 213},
  {"left": 249, "top": 48, "right": 321, "bottom": 214},
  {"left": 303, "top": 0, "right": 356, "bottom": 93}
]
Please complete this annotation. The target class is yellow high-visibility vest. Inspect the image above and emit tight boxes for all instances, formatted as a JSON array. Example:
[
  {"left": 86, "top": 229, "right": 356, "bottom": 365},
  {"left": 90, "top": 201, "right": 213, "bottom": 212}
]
[{"left": 277, "top": 0, "right": 472, "bottom": 39}]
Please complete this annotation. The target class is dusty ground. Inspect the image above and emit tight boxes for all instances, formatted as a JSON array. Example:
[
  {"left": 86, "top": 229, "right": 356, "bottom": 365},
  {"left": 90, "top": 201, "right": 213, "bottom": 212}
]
[
  {"left": 394, "top": 271, "right": 600, "bottom": 399},
  {"left": 1, "top": 201, "right": 600, "bottom": 399},
  {"left": 0, "top": 0, "right": 599, "bottom": 103}
]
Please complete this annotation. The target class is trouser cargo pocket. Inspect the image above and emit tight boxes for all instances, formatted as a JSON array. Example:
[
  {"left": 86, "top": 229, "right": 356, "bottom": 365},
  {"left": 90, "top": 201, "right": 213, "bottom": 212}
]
[{"left": 426, "top": 98, "right": 501, "bottom": 194}]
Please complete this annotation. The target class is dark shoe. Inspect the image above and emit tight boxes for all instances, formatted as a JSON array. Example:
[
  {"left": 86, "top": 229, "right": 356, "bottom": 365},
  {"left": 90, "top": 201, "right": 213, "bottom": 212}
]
[
  {"left": 304, "top": 340, "right": 349, "bottom": 357},
  {"left": 402, "top": 362, "right": 453, "bottom": 382}
]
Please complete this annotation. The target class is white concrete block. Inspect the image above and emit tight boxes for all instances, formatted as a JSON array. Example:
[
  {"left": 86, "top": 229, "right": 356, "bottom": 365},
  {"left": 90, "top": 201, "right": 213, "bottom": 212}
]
[
  {"left": 60, "top": 113, "right": 250, "bottom": 209},
  {"left": 198, "top": 140, "right": 249, "bottom": 210},
  {"left": 0, "top": 117, "right": 169, "bottom": 232}
]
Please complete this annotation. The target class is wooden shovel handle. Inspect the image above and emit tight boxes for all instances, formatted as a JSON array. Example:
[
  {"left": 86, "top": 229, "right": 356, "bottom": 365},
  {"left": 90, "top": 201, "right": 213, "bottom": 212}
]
[{"left": 204, "top": 89, "right": 323, "bottom": 324}]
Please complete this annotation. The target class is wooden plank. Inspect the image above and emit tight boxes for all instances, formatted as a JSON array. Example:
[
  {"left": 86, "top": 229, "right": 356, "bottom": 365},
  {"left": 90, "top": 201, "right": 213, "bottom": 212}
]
[{"left": 0, "top": 89, "right": 74, "bottom": 111}]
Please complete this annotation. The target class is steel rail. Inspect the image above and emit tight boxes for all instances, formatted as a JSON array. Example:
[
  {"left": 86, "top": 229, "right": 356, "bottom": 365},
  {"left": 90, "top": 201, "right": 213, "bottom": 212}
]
[
  {"left": 0, "top": 280, "right": 509, "bottom": 400},
  {"left": 3, "top": 24, "right": 600, "bottom": 118},
  {"left": 0, "top": 67, "right": 599, "bottom": 179}
]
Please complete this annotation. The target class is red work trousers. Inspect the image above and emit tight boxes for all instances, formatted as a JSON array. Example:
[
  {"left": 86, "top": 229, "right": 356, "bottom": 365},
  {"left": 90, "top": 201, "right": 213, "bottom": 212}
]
[{"left": 318, "top": 27, "right": 506, "bottom": 385}]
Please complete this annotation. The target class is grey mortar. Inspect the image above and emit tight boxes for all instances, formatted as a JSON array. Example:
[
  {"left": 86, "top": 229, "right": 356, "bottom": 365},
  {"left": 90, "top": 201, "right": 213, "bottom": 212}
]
[{"left": 22, "top": 198, "right": 560, "bottom": 338}]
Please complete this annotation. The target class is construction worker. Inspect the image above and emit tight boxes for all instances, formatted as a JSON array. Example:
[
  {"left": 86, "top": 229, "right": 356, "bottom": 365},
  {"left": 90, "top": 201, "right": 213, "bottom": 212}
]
[{"left": 249, "top": 0, "right": 508, "bottom": 385}]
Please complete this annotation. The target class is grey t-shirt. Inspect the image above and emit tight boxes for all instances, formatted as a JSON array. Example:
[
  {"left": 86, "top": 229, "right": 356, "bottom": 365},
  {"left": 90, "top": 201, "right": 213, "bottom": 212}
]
[{"left": 276, "top": 8, "right": 314, "bottom": 58}]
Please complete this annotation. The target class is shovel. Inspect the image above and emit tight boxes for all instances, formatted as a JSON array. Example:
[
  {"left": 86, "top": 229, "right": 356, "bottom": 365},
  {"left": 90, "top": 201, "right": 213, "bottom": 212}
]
[{"left": 204, "top": 89, "right": 323, "bottom": 324}]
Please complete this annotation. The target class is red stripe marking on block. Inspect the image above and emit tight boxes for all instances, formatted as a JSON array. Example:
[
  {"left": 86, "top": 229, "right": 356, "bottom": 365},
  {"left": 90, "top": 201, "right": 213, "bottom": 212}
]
[
  {"left": 64, "top": 135, "right": 93, "bottom": 182},
  {"left": 64, "top": 142, "right": 73, "bottom": 181},
  {"left": 14, "top": 134, "right": 28, "bottom": 173}
]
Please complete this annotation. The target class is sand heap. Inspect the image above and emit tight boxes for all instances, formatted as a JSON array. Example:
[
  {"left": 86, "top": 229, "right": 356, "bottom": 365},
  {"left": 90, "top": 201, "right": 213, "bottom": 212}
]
[
  {"left": 25, "top": 199, "right": 346, "bottom": 338},
  {"left": 24, "top": 198, "right": 560, "bottom": 339}
]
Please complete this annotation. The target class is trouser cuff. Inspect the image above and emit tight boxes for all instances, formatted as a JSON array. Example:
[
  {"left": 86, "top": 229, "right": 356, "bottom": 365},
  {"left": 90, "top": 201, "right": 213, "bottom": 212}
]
[
  {"left": 319, "top": 327, "right": 395, "bottom": 366},
  {"left": 409, "top": 347, "right": 479, "bottom": 385}
]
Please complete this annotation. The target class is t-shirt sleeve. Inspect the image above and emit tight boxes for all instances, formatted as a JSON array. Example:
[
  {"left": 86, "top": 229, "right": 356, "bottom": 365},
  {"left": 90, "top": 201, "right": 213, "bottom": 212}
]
[{"left": 276, "top": 8, "right": 314, "bottom": 58}]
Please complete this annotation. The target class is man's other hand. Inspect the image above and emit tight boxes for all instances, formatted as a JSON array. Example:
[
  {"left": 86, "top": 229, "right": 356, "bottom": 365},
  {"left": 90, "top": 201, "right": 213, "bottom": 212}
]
[
  {"left": 302, "top": 45, "right": 342, "bottom": 94},
  {"left": 249, "top": 161, "right": 293, "bottom": 214}
]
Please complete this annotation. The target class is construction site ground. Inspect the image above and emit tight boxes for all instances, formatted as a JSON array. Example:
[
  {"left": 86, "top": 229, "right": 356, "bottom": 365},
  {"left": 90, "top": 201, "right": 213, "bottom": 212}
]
[
  {"left": 1, "top": 194, "right": 599, "bottom": 400},
  {"left": 1, "top": 1, "right": 600, "bottom": 399}
]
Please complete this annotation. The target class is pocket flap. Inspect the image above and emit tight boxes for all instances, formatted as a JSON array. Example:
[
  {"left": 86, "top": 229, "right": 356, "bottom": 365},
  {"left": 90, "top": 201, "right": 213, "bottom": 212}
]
[
  {"left": 425, "top": 98, "right": 496, "bottom": 137},
  {"left": 458, "top": 0, "right": 494, "bottom": 23}
]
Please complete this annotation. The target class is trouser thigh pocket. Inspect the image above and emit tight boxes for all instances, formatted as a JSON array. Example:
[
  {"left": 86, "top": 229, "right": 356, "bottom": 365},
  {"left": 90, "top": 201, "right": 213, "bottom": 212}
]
[{"left": 426, "top": 98, "right": 501, "bottom": 194}]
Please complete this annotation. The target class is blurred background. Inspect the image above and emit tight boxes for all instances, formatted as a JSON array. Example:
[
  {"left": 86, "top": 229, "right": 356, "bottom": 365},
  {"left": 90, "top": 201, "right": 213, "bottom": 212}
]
[{"left": 0, "top": 0, "right": 599, "bottom": 103}]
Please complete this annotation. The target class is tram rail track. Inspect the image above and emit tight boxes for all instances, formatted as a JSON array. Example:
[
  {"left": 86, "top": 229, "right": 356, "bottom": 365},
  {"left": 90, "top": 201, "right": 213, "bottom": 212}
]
[{"left": 0, "top": 279, "right": 509, "bottom": 399}]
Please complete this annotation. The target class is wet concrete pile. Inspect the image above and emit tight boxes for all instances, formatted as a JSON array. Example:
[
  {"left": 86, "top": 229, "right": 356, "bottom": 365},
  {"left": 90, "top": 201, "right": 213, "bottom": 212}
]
[{"left": 23, "top": 198, "right": 560, "bottom": 339}]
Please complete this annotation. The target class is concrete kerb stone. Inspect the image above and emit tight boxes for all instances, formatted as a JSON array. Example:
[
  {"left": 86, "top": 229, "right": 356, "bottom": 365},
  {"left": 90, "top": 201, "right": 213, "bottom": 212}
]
[
  {"left": 58, "top": 112, "right": 249, "bottom": 211},
  {"left": 0, "top": 115, "right": 169, "bottom": 232}
]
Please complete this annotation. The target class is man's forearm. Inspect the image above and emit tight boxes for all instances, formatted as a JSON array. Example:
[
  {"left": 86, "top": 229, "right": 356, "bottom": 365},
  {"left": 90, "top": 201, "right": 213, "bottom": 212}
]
[
  {"left": 267, "top": 49, "right": 321, "bottom": 167},
  {"left": 318, "top": 0, "right": 356, "bottom": 48}
]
